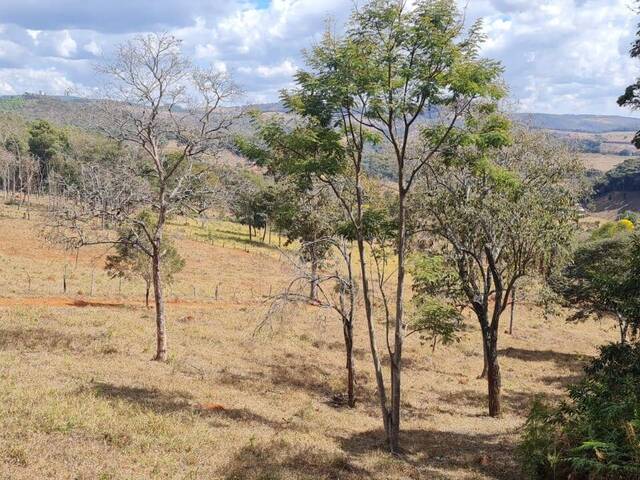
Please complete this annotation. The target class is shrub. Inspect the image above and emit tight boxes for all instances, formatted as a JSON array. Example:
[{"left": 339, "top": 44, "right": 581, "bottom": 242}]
[
  {"left": 518, "top": 343, "right": 640, "bottom": 479},
  {"left": 590, "top": 220, "right": 634, "bottom": 240}
]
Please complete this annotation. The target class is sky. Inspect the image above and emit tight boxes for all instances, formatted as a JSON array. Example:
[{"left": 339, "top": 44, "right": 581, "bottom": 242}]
[{"left": 0, "top": 0, "right": 638, "bottom": 115}]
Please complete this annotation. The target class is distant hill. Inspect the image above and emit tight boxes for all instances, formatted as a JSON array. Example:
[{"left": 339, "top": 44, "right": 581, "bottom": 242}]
[
  {"left": 510, "top": 112, "right": 640, "bottom": 133},
  {"left": 3, "top": 95, "right": 640, "bottom": 134}
]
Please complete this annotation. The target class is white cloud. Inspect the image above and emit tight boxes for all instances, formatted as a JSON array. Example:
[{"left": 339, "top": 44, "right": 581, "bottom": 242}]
[
  {"left": 194, "top": 43, "right": 218, "bottom": 59},
  {"left": 83, "top": 40, "right": 101, "bottom": 56},
  {"left": 0, "top": 68, "right": 75, "bottom": 94},
  {"left": 473, "top": 0, "right": 640, "bottom": 114},
  {"left": 26, "top": 29, "right": 40, "bottom": 44},
  {"left": 0, "top": 0, "right": 638, "bottom": 115},
  {"left": 255, "top": 59, "right": 296, "bottom": 78},
  {"left": 56, "top": 30, "right": 77, "bottom": 57}
]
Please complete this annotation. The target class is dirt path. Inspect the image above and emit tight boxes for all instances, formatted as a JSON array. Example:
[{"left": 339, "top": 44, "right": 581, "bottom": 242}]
[{"left": 0, "top": 296, "right": 256, "bottom": 309}]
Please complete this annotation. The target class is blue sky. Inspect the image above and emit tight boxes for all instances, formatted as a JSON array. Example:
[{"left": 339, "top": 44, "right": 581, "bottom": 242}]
[{"left": 0, "top": 0, "right": 637, "bottom": 115}]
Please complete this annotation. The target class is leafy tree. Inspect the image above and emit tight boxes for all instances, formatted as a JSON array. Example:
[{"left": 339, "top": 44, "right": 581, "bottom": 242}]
[
  {"left": 413, "top": 125, "right": 581, "bottom": 416},
  {"left": 550, "top": 232, "right": 640, "bottom": 344},
  {"left": 593, "top": 158, "right": 640, "bottom": 195},
  {"left": 28, "top": 119, "right": 70, "bottom": 182},
  {"left": 619, "top": 3, "right": 640, "bottom": 148},
  {"left": 105, "top": 219, "right": 185, "bottom": 308},
  {"left": 407, "top": 254, "right": 464, "bottom": 352},
  {"left": 225, "top": 172, "right": 271, "bottom": 241},
  {"left": 590, "top": 219, "right": 635, "bottom": 240},
  {"left": 618, "top": 210, "right": 640, "bottom": 225},
  {"left": 519, "top": 342, "right": 640, "bottom": 479},
  {"left": 271, "top": 186, "right": 338, "bottom": 301},
  {"left": 276, "top": 0, "right": 504, "bottom": 450}
]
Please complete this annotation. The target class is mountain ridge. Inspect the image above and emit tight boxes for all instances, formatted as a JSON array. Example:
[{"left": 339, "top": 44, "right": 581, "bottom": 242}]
[{"left": 2, "top": 94, "right": 640, "bottom": 134}]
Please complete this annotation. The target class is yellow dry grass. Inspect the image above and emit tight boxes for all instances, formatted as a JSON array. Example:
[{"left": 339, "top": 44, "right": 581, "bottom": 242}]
[{"left": 0, "top": 201, "right": 618, "bottom": 479}]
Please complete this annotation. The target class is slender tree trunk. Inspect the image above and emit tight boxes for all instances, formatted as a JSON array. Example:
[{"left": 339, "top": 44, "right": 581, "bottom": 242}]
[
  {"left": 309, "top": 254, "right": 318, "bottom": 301},
  {"left": 248, "top": 224, "right": 252, "bottom": 241},
  {"left": 152, "top": 246, "right": 167, "bottom": 361},
  {"left": 262, "top": 223, "right": 267, "bottom": 242},
  {"left": 479, "top": 341, "right": 488, "bottom": 379},
  {"left": 389, "top": 187, "right": 407, "bottom": 453},
  {"left": 618, "top": 315, "right": 628, "bottom": 344},
  {"left": 343, "top": 320, "right": 356, "bottom": 407},
  {"left": 508, "top": 286, "right": 516, "bottom": 335},
  {"left": 479, "top": 305, "right": 502, "bottom": 417},
  {"left": 145, "top": 280, "right": 150, "bottom": 309},
  {"left": 486, "top": 330, "right": 501, "bottom": 417},
  {"left": 357, "top": 235, "right": 390, "bottom": 434}
]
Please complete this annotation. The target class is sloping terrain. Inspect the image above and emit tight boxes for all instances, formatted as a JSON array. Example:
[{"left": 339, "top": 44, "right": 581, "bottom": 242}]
[{"left": 0, "top": 201, "right": 617, "bottom": 479}]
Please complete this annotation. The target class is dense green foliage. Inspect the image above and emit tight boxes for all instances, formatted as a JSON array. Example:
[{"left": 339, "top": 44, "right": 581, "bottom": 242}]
[
  {"left": 550, "top": 232, "right": 640, "bottom": 343},
  {"left": 519, "top": 342, "right": 640, "bottom": 479},
  {"left": 594, "top": 158, "right": 640, "bottom": 196},
  {"left": 408, "top": 254, "right": 464, "bottom": 350}
]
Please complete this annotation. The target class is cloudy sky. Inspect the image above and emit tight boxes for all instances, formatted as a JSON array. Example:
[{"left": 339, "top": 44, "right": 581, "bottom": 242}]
[{"left": 0, "top": 0, "right": 638, "bottom": 115}]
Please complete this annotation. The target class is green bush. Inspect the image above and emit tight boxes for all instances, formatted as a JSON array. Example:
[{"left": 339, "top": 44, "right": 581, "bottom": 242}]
[{"left": 518, "top": 343, "right": 640, "bottom": 479}]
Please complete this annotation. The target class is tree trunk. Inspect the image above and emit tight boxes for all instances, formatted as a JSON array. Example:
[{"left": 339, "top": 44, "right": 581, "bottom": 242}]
[
  {"left": 248, "top": 224, "right": 252, "bottom": 241},
  {"left": 152, "top": 247, "right": 167, "bottom": 361},
  {"left": 145, "top": 280, "right": 150, "bottom": 309},
  {"left": 618, "top": 315, "right": 628, "bottom": 344},
  {"left": 309, "top": 254, "right": 318, "bottom": 301},
  {"left": 389, "top": 187, "right": 407, "bottom": 453},
  {"left": 356, "top": 225, "right": 390, "bottom": 439},
  {"left": 486, "top": 334, "right": 502, "bottom": 417},
  {"left": 343, "top": 320, "right": 356, "bottom": 407},
  {"left": 478, "top": 341, "right": 488, "bottom": 379},
  {"left": 508, "top": 286, "right": 516, "bottom": 335}
]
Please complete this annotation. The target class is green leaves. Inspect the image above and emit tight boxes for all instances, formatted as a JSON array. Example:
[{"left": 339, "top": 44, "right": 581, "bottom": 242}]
[
  {"left": 552, "top": 232, "right": 640, "bottom": 336},
  {"left": 408, "top": 253, "right": 464, "bottom": 350},
  {"left": 519, "top": 343, "right": 640, "bottom": 478},
  {"left": 235, "top": 113, "right": 346, "bottom": 191}
]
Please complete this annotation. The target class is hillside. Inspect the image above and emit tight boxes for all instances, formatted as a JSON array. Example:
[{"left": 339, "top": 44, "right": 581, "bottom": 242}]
[
  {"left": 511, "top": 112, "right": 640, "bottom": 133},
  {"left": 0, "top": 200, "right": 618, "bottom": 479},
  {"left": 4, "top": 94, "right": 640, "bottom": 134}
]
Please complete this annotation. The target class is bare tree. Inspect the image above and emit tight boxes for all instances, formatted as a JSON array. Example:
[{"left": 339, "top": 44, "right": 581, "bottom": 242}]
[
  {"left": 47, "top": 33, "right": 240, "bottom": 361},
  {"left": 262, "top": 236, "right": 358, "bottom": 407}
]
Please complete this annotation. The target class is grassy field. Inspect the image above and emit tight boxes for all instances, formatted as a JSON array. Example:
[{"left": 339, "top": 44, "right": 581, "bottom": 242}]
[{"left": 0, "top": 201, "right": 618, "bottom": 479}]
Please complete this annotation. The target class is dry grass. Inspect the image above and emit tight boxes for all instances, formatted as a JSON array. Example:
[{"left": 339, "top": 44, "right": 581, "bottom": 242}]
[{"left": 0, "top": 201, "right": 618, "bottom": 479}]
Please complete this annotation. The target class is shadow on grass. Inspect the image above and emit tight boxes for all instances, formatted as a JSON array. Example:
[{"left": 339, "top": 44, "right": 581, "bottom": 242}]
[
  {"left": 538, "top": 373, "right": 585, "bottom": 388},
  {"left": 195, "top": 230, "right": 280, "bottom": 252},
  {"left": 222, "top": 438, "right": 372, "bottom": 480},
  {"left": 0, "top": 327, "right": 95, "bottom": 352},
  {"left": 92, "top": 382, "right": 287, "bottom": 429},
  {"left": 72, "top": 299, "right": 128, "bottom": 308},
  {"left": 435, "top": 388, "right": 563, "bottom": 416},
  {"left": 268, "top": 361, "right": 333, "bottom": 396},
  {"left": 92, "top": 382, "right": 193, "bottom": 414},
  {"left": 206, "top": 407, "right": 287, "bottom": 430},
  {"left": 339, "top": 428, "right": 517, "bottom": 480},
  {"left": 498, "top": 347, "right": 589, "bottom": 367}
]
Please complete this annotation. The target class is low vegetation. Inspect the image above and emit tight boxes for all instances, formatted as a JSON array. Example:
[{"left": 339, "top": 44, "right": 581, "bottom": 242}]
[{"left": 519, "top": 343, "right": 640, "bottom": 479}]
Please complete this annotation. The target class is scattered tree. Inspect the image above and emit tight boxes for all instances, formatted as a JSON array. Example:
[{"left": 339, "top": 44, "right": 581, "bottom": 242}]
[
  {"left": 413, "top": 125, "right": 582, "bottom": 416},
  {"left": 282, "top": 0, "right": 505, "bottom": 449},
  {"left": 47, "top": 32, "right": 240, "bottom": 361}
]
